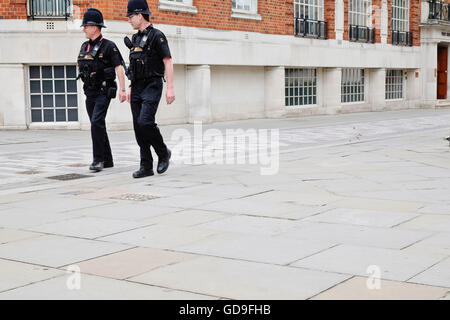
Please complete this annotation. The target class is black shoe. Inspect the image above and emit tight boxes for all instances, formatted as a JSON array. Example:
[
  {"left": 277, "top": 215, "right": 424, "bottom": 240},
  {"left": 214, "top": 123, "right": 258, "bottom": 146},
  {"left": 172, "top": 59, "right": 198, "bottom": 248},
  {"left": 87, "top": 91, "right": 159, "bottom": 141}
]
[
  {"left": 89, "top": 161, "right": 104, "bottom": 172},
  {"left": 157, "top": 149, "right": 171, "bottom": 174},
  {"left": 132, "top": 167, "right": 154, "bottom": 179},
  {"left": 104, "top": 161, "right": 114, "bottom": 168}
]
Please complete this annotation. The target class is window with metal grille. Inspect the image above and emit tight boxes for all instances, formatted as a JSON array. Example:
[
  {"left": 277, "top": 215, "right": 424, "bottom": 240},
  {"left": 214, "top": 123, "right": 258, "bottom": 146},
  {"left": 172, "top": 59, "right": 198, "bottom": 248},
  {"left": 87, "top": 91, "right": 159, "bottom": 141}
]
[
  {"left": 341, "top": 69, "right": 365, "bottom": 103},
  {"left": 294, "top": 0, "right": 324, "bottom": 20},
  {"left": 349, "top": 0, "right": 372, "bottom": 27},
  {"left": 28, "top": 0, "right": 71, "bottom": 19},
  {"left": 294, "top": 0, "right": 327, "bottom": 38},
  {"left": 285, "top": 68, "right": 317, "bottom": 106},
  {"left": 392, "top": 0, "right": 409, "bottom": 31},
  {"left": 385, "top": 70, "right": 404, "bottom": 100},
  {"left": 29, "top": 66, "right": 78, "bottom": 123},
  {"left": 232, "top": 0, "right": 255, "bottom": 12}
]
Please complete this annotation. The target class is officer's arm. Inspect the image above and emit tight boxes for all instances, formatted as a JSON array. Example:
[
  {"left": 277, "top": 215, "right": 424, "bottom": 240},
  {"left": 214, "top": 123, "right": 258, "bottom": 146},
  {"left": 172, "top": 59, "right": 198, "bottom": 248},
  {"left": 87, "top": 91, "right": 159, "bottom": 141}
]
[
  {"left": 115, "top": 65, "right": 126, "bottom": 92},
  {"left": 163, "top": 57, "right": 175, "bottom": 105}
]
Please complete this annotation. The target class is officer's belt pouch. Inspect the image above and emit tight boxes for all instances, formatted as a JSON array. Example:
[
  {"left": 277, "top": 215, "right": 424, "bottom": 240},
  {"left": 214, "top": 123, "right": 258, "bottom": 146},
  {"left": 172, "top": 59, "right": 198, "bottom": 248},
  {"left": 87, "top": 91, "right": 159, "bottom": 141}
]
[
  {"left": 103, "top": 67, "right": 116, "bottom": 81},
  {"left": 106, "top": 82, "right": 117, "bottom": 99}
]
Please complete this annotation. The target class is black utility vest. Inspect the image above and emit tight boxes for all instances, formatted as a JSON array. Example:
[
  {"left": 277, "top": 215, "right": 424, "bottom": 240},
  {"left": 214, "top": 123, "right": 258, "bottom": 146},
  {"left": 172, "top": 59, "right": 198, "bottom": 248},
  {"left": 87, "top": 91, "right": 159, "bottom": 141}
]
[
  {"left": 77, "top": 38, "right": 115, "bottom": 89},
  {"left": 128, "top": 26, "right": 164, "bottom": 82}
]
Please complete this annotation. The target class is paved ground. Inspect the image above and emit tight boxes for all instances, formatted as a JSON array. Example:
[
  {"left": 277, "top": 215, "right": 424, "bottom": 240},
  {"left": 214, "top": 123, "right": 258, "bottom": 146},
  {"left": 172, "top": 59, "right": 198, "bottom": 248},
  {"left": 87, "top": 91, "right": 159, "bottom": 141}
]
[{"left": 0, "top": 108, "right": 450, "bottom": 299}]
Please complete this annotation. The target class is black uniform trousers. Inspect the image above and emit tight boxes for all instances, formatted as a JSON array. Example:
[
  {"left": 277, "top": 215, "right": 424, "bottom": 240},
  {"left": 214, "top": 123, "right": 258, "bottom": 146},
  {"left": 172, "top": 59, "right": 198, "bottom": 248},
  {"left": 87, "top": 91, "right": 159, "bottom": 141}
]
[
  {"left": 130, "top": 78, "right": 168, "bottom": 170},
  {"left": 85, "top": 90, "right": 113, "bottom": 164}
]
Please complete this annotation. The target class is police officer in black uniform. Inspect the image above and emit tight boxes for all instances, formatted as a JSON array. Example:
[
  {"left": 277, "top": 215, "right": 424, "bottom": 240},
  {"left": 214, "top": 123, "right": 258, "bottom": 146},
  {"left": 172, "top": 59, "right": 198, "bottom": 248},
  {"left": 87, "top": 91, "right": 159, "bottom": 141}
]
[
  {"left": 125, "top": 0, "right": 175, "bottom": 178},
  {"left": 78, "top": 8, "right": 127, "bottom": 172}
]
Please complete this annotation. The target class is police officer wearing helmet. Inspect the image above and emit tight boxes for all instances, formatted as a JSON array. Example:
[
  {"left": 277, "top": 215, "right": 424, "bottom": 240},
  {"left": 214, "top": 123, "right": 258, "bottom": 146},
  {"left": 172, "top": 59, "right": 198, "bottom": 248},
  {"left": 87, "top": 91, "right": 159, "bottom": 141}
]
[
  {"left": 78, "top": 8, "right": 127, "bottom": 172},
  {"left": 125, "top": 0, "right": 175, "bottom": 179}
]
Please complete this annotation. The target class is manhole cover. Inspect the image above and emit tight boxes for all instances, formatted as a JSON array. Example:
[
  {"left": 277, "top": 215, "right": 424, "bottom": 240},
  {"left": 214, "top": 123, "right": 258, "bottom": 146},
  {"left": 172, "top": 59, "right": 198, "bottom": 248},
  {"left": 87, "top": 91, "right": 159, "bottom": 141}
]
[
  {"left": 47, "top": 174, "right": 92, "bottom": 181},
  {"left": 66, "top": 163, "right": 89, "bottom": 168},
  {"left": 110, "top": 193, "right": 159, "bottom": 201},
  {"left": 16, "top": 170, "right": 44, "bottom": 175}
]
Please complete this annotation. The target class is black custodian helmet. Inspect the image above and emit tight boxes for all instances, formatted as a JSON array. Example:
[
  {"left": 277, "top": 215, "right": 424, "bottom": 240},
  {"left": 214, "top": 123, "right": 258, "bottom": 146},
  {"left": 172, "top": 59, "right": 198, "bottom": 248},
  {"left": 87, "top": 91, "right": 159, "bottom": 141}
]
[
  {"left": 81, "top": 8, "right": 106, "bottom": 28},
  {"left": 126, "top": 0, "right": 152, "bottom": 17}
]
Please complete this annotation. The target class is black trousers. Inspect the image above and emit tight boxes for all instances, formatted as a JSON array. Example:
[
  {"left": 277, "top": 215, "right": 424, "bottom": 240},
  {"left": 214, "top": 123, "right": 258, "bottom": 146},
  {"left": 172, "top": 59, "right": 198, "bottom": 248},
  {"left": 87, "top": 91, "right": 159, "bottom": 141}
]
[
  {"left": 85, "top": 91, "right": 113, "bottom": 164},
  {"left": 130, "top": 78, "right": 168, "bottom": 169}
]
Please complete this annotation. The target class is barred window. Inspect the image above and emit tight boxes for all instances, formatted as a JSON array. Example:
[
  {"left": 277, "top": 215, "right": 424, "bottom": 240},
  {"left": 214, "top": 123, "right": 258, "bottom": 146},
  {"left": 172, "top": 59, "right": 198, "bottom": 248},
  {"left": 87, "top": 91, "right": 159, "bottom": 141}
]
[
  {"left": 29, "top": 65, "right": 78, "bottom": 123},
  {"left": 294, "top": 0, "right": 324, "bottom": 20},
  {"left": 392, "top": 0, "right": 409, "bottom": 32},
  {"left": 341, "top": 69, "right": 365, "bottom": 103},
  {"left": 385, "top": 70, "right": 404, "bottom": 100},
  {"left": 349, "top": 0, "right": 372, "bottom": 27},
  {"left": 232, "top": 0, "right": 257, "bottom": 12},
  {"left": 28, "top": 0, "right": 72, "bottom": 18},
  {"left": 285, "top": 69, "right": 317, "bottom": 106}
]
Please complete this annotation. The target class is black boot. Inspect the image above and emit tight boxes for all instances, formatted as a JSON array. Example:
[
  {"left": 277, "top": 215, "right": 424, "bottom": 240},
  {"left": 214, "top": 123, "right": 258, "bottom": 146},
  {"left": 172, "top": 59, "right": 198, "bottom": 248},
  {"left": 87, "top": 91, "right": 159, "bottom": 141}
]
[
  {"left": 89, "top": 161, "right": 104, "bottom": 172},
  {"left": 104, "top": 160, "right": 114, "bottom": 168},
  {"left": 132, "top": 167, "right": 154, "bottom": 179},
  {"left": 157, "top": 149, "right": 171, "bottom": 174}
]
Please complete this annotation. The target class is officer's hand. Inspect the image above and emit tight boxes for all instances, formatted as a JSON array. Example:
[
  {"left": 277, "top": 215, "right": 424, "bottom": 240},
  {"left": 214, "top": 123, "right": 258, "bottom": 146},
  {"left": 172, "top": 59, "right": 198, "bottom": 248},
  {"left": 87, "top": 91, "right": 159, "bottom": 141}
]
[
  {"left": 126, "top": 87, "right": 131, "bottom": 103},
  {"left": 166, "top": 87, "right": 175, "bottom": 105},
  {"left": 119, "top": 91, "right": 127, "bottom": 103}
]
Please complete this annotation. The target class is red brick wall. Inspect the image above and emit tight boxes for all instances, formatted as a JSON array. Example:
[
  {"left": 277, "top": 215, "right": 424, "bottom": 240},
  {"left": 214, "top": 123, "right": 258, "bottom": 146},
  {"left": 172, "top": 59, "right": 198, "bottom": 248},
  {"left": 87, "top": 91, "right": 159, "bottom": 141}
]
[
  {"left": 0, "top": 0, "right": 421, "bottom": 45},
  {"left": 324, "top": 0, "right": 336, "bottom": 39},
  {"left": 0, "top": 0, "right": 27, "bottom": 19}
]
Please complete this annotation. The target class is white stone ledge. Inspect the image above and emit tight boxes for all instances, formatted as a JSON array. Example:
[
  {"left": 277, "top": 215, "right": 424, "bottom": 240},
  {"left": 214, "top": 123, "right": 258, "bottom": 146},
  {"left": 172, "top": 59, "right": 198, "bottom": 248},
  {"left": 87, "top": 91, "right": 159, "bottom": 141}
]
[
  {"left": 158, "top": 1, "right": 198, "bottom": 14},
  {"left": 230, "top": 10, "right": 262, "bottom": 21}
]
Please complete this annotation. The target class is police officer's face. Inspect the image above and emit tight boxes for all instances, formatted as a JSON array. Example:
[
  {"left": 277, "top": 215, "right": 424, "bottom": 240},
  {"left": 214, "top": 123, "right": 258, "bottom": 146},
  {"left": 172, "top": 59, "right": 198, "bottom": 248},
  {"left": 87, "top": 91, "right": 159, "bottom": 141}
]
[
  {"left": 127, "top": 14, "right": 142, "bottom": 29},
  {"left": 83, "top": 26, "right": 100, "bottom": 39}
]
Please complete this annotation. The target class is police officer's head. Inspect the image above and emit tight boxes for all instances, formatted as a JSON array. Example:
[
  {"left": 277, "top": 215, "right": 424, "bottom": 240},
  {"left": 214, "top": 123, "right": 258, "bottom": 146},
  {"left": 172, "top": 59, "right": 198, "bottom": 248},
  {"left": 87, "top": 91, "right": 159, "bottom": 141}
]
[
  {"left": 126, "top": 0, "right": 152, "bottom": 30},
  {"left": 81, "top": 8, "right": 106, "bottom": 38}
]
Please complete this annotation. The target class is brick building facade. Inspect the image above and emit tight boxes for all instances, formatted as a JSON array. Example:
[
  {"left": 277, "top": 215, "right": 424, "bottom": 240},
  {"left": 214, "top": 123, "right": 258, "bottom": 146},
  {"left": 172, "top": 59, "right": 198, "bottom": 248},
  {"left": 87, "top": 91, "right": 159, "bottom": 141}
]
[{"left": 0, "top": 0, "right": 449, "bottom": 129}]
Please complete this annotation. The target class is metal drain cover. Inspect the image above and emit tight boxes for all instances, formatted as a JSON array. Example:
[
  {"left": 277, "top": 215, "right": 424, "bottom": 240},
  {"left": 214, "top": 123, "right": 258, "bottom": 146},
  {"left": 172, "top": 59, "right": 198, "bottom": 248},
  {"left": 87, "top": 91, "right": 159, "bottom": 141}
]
[
  {"left": 16, "top": 170, "right": 44, "bottom": 175},
  {"left": 47, "top": 173, "right": 92, "bottom": 181},
  {"left": 110, "top": 193, "right": 158, "bottom": 201}
]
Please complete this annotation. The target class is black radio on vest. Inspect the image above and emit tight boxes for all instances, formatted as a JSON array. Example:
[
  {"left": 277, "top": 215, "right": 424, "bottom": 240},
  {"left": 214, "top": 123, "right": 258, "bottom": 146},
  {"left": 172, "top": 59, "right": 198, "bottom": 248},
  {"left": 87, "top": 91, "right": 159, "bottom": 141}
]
[
  {"left": 77, "top": 38, "right": 117, "bottom": 98},
  {"left": 125, "top": 25, "right": 165, "bottom": 83}
]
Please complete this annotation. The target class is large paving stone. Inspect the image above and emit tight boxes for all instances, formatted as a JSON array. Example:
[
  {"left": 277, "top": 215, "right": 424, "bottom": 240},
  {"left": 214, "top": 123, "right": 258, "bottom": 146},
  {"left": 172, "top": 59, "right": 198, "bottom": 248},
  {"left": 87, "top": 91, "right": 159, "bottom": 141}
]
[
  {"left": 291, "top": 244, "right": 446, "bottom": 281},
  {"left": 196, "top": 215, "right": 299, "bottom": 236},
  {"left": 303, "top": 208, "right": 418, "bottom": 228},
  {"left": 398, "top": 215, "right": 450, "bottom": 232},
  {"left": 98, "top": 224, "right": 219, "bottom": 250},
  {"left": 0, "top": 259, "right": 64, "bottom": 293},
  {"left": 141, "top": 209, "right": 230, "bottom": 227},
  {"left": 0, "top": 273, "right": 216, "bottom": 300},
  {"left": 409, "top": 257, "right": 450, "bottom": 288},
  {"left": 276, "top": 222, "right": 432, "bottom": 249},
  {"left": 177, "top": 232, "right": 335, "bottom": 265},
  {"left": 24, "top": 217, "right": 152, "bottom": 239},
  {"left": 71, "top": 203, "right": 183, "bottom": 221},
  {"left": 68, "top": 247, "right": 196, "bottom": 280},
  {"left": 311, "top": 276, "right": 449, "bottom": 300},
  {"left": 0, "top": 228, "right": 44, "bottom": 244},
  {"left": 0, "top": 235, "right": 132, "bottom": 268},
  {"left": 129, "top": 256, "right": 351, "bottom": 299}
]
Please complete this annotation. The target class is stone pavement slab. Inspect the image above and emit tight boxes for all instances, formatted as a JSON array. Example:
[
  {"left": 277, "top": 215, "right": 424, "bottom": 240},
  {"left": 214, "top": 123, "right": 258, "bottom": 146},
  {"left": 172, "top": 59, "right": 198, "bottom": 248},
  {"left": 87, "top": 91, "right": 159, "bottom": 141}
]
[
  {"left": 0, "top": 228, "right": 44, "bottom": 244},
  {"left": 276, "top": 222, "right": 432, "bottom": 250},
  {"left": 69, "top": 203, "right": 183, "bottom": 222},
  {"left": 398, "top": 215, "right": 450, "bottom": 232},
  {"left": 24, "top": 217, "right": 152, "bottom": 239},
  {"left": 0, "top": 273, "right": 217, "bottom": 300},
  {"left": 67, "top": 247, "right": 196, "bottom": 280},
  {"left": 0, "top": 259, "right": 64, "bottom": 293},
  {"left": 141, "top": 209, "right": 230, "bottom": 227},
  {"left": 409, "top": 257, "right": 450, "bottom": 288},
  {"left": 303, "top": 208, "right": 418, "bottom": 228},
  {"left": 0, "top": 235, "right": 132, "bottom": 268},
  {"left": 176, "top": 233, "right": 336, "bottom": 265},
  {"left": 196, "top": 215, "right": 299, "bottom": 236},
  {"left": 291, "top": 244, "right": 447, "bottom": 282},
  {"left": 98, "top": 225, "right": 219, "bottom": 250},
  {"left": 310, "top": 276, "right": 449, "bottom": 300},
  {"left": 129, "top": 256, "right": 351, "bottom": 300}
]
